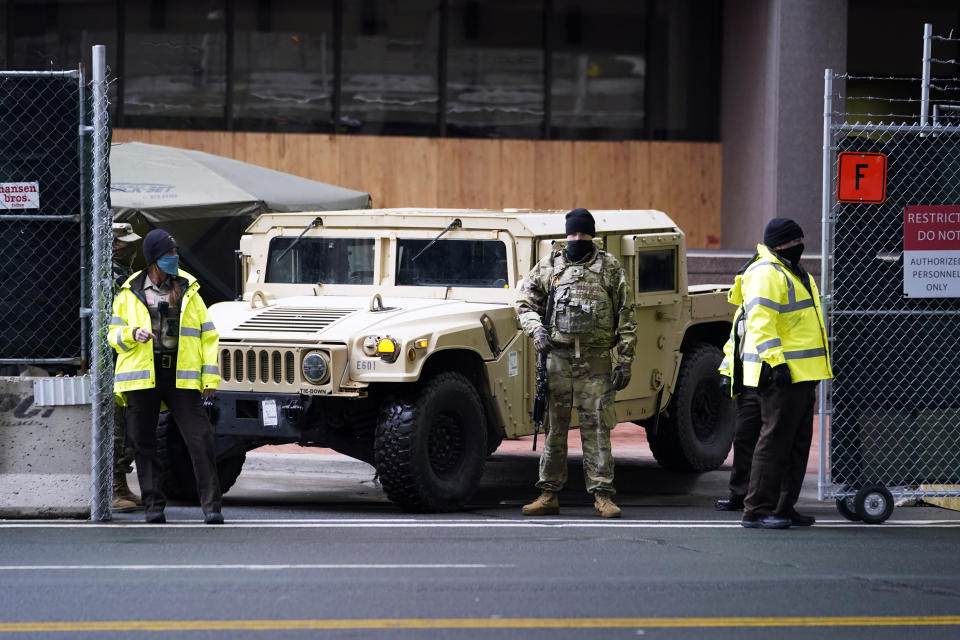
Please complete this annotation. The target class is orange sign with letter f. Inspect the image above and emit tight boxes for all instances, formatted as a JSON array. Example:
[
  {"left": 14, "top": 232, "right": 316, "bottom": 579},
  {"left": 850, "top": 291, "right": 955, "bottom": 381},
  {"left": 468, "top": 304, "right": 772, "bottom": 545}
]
[{"left": 837, "top": 152, "right": 887, "bottom": 204}]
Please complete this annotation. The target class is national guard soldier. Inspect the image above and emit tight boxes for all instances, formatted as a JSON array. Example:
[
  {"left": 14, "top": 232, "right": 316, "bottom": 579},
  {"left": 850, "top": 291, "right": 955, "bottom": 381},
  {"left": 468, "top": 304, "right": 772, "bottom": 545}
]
[
  {"left": 112, "top": 223, "right": 142, "bottom": 512},
  {"left": 515, "top": 208, "right": 637, "bottom": 518}
]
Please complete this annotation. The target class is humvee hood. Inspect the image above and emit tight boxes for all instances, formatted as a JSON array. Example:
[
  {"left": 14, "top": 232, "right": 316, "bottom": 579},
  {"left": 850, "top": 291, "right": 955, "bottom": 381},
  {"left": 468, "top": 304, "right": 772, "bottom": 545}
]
[{"left": 210, "top": 295, "right": 510, "bottom": 342}]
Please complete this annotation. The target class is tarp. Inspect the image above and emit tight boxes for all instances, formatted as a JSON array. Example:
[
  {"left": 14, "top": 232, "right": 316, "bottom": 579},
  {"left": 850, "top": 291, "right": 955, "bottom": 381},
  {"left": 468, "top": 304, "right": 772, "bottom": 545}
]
[{"left": 110, "top": 142, "right": 371, "bottom": 303}]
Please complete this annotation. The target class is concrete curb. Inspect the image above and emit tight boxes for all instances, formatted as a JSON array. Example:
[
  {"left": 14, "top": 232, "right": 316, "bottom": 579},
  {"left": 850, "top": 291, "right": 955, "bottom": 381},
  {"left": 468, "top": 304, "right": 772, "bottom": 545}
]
[{"left": 243, "top": 452, "right": 376, "bottom": 478}]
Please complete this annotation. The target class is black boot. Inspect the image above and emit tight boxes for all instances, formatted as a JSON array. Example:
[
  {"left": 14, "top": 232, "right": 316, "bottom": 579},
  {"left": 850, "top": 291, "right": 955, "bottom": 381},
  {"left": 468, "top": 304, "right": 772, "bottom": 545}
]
[{"left": 715, "top": 494, "right": 745, "bottom": 511}]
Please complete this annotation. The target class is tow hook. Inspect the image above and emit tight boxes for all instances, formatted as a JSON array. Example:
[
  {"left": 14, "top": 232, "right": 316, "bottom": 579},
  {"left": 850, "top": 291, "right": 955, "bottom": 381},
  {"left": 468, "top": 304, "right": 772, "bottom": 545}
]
[{"left": 282, "top": 398, "right": 305, "bottom": 424}]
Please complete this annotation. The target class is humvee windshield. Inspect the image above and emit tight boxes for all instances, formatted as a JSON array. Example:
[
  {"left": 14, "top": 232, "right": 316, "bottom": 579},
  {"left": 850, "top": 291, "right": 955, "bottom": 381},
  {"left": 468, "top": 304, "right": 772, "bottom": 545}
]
[
  {"left": 266, "top": 237, "right": 375, "bottom": 284},
  {"left": 396, "top": 239, "right": 509, "bottom": 288}
]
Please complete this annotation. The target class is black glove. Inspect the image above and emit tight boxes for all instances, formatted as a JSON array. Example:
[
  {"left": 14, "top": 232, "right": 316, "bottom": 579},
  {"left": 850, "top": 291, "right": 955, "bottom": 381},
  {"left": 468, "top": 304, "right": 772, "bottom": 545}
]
[
  {"left": 533, "top": 326, "right": 552, "bottom": 354},
  {"left": 611, "top": 364, "right": 631, "bottom": 391},
  {"left": 771, "top": 363, "right": 792, "bottom": 388},
  {"left": 720, "top": 376, "right": 732, "bottom": 398}
]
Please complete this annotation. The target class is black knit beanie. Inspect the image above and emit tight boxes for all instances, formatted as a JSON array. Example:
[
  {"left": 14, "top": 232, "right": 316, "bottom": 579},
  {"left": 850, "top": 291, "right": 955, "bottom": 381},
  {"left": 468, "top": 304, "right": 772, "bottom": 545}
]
[
  {"left": 142, "top": 228, "right": 178, "bottom": 266},
  {"left": 763, "top": 218, "right": 803, "bottom": 248},
  {"left": 565, "top": 208, "right": 595, "bottom": 236}
]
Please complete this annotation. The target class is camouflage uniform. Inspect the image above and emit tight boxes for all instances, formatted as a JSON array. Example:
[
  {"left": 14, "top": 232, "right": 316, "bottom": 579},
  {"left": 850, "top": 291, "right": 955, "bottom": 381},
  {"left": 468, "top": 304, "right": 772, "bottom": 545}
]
[
  {"left": 112, "top": 258, "right": 137, "bottom": 478},
  {"left": 516, "top": 245, "right": 636, "bottom": 494}
]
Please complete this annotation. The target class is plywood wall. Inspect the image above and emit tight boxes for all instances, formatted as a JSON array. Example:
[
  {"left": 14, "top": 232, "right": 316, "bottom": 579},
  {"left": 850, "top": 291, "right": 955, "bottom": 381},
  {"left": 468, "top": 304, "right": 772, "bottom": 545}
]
[{"left": 112, "top": 129, "right": 722, "bottom": 247}]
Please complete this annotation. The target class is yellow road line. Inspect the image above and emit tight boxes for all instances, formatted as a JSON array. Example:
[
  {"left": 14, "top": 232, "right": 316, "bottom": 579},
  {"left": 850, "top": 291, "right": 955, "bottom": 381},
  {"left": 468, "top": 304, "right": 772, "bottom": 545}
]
[{"left": 1, "top": 616, "right": 960, "bottom": 632}]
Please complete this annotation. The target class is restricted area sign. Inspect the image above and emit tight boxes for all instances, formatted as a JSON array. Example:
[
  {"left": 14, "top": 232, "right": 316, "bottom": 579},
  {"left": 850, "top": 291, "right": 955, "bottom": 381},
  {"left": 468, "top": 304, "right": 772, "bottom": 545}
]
[
  {"left": 837, "top": 152, "right": 887, "bottom": 203},
  {"left": 903, "top": 205, "right": 960, "bottom": 298}
]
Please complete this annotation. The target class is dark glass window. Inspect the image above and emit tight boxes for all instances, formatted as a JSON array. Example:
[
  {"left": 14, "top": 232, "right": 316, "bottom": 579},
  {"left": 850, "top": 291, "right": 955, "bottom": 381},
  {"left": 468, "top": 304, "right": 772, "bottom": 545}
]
[
  {"left": 646, "top": 0, "right": 721, "bottom": 141},
  {"left": 233, "top": 0, "right": 334, "bottom": 131},
  {"left": 446, "top": 0, "right": 543, "bottom": 139},
  {"left": 636, "top": 248, "right": 676, "bottom": 293},
  {"left": 123, "top": 0, "right": 227, "bottom": 129},
  {"left": 266, "top": 237, "right": 375, "bottom": 284},
  {"left": 1, "top": 1, "right": 8, "bottom": 69},
  {"left": 550, "top": 1, "right": 646, "bottom": 140},
  {"left": 397, "top": 239, "right": 508, "bottom": 288},
  {"left": 340, "top": 0, "right": 440, "bottom": 135},
  {"left": 9, "top": 1, "right": 117, "bottom": 73}
]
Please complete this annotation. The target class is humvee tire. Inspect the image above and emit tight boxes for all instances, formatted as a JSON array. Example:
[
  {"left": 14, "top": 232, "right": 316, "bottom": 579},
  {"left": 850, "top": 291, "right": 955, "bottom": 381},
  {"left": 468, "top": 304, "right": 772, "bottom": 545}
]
[
  {"left": 647, "top": 343, "right": 735, "bottom": 472},
  {"left": 157, "top": 411, "right": 246, "bottom": 502},
  {"left": 374, "top": 372, "right": 488, "bottom": 512}
]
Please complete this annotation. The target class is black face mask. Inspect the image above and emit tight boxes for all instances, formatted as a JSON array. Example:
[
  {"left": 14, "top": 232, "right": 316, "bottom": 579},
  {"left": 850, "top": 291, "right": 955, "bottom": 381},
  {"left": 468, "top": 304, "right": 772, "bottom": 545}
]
[
  {"left": 776, "top": 243, "right": 804, "bottom": 265},
  {"left": 566, "top": 239, "right": 594, "bottom": 262},
  {"left": 114, "top": 244, "right": 137, "bottom": 268}
]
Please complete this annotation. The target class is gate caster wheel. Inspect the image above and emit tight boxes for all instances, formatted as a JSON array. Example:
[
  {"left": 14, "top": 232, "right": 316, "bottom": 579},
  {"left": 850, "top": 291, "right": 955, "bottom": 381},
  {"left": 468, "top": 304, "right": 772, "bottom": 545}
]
[
  {"left": 854, "top": 485, "right": 894, "bottom": 524},
  {"left": 836, "top": 496, "right": 860, "bottom": 522}
]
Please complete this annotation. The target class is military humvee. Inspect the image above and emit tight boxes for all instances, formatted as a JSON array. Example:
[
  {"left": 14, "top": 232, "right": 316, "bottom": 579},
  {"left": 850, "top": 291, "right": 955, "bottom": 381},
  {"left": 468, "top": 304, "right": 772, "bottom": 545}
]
[{"left": 158, "top": 208, "right": 735, "bottom": 512}]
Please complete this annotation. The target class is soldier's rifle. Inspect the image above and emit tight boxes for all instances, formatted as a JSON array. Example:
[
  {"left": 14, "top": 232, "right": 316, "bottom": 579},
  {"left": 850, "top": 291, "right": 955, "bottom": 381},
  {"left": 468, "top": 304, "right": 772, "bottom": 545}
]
[{"left": 531, "top": 278, "right": 556, "bottom": 451}]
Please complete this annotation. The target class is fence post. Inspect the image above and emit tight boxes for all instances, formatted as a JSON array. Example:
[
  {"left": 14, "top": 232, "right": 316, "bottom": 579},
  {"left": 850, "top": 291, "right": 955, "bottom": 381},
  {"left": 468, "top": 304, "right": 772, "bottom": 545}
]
[
  {"left": 89, "top": 44, "right": 113, "bottom": 521},
  {"left": 818, "top": 68, "right": 834, "bottom": 502},
  {"left": 920, "top": 23, "right": 932, "bottom": 128}
]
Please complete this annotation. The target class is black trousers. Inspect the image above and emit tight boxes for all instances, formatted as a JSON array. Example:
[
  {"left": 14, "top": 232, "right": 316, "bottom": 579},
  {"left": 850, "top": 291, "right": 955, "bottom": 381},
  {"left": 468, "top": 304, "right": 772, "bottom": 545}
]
[
  {"left": 743, "top": 381, "right": 816, "bottom": 520},
  {"left": 125, "top": 354, "right": 221, "bottom": 515},
  {"left": 728, "top": 389, "right": 762, "bottom": 498}
]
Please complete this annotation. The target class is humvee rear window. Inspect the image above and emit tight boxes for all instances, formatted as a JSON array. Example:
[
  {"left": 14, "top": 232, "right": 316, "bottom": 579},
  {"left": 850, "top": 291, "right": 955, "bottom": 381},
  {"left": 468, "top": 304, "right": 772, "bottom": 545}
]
[
  {"left": 396, "top": 239, "right": 509, "bottom": 288},
  {"left": 637, "top": 248, "right": 676, "bottom": 293},
  {"left": 266, "top": 238, "right": 375, "bottom": 284}
]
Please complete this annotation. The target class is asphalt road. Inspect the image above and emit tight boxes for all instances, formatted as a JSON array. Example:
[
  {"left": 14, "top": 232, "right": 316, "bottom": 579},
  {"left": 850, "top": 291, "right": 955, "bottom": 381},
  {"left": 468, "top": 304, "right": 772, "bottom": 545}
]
[{"left": 2, "top": 447, "right": 960, "bottom": 639}]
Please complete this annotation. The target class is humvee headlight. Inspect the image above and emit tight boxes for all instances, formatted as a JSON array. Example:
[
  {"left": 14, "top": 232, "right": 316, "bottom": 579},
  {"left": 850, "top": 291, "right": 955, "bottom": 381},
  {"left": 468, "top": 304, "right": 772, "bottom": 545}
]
[
  {"left": 302, "top": 351, "right": 330, "bottom": 384},
  {"left": 377, "top": 337, "right": 400, "bottom": 363},
  {"left": 362, "top": 335, "right": 379, "bottom": 356}
]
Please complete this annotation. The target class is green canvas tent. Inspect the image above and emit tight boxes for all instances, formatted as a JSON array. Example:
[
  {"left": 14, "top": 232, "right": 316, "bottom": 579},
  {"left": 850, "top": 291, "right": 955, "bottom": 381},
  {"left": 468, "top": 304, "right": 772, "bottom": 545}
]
[{"left": 110, "top": 141, "right": 371, "bottom": 303}]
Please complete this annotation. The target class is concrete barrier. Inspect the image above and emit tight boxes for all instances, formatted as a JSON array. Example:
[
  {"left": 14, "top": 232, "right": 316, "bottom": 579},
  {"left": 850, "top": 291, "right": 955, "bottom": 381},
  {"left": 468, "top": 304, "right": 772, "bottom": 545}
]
[{"left": 0, "top": 377, "right": 90, "bottom": 518}]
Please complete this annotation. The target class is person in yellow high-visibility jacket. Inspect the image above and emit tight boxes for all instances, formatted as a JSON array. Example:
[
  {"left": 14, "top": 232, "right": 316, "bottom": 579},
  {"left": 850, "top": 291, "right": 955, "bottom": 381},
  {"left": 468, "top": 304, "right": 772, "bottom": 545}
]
[
  {"left": 715, "top": 254, "right": 763, "bottom": 513},
  {"left": 109, "top": 229, "right": 223, "bottom": 525},
  {"left": 739, "top": 218, "right": 832, "bottom": 530}
]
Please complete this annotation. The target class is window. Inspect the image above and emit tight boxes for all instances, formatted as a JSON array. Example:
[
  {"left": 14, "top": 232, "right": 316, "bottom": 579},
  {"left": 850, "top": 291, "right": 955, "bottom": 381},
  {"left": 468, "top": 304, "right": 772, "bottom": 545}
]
[
  {"left": 233, "top": 0, "right": 335, "bottom": 131},
  {"left": 340, "top": 0, "right": 440, "bottom": 135},
  {"left": 2, "top": 1, "right": 722, "bottom": 141},
  {"left": 446, "top": 0, "right": 543, "bottom": 139},
  {"left": 550, "top": 0, "right": 646, "bottom": 140},
  {"left": 646, "top": 0, "right": 721, "bottom": 141},
  {"left": 266, "top": 237, "right": 375, "bottom": 284},
  {"left": 8, "top": 1, "right": 117, "bottom": 74},
  {"left": 636, "top": 248, "right": 675, "bottom": 293},
  {"left": 123, "top": 0, "right": 227, "bottom": 129},
  {"left": 396, "top": 238, "right": 508, "bottom": 288}
]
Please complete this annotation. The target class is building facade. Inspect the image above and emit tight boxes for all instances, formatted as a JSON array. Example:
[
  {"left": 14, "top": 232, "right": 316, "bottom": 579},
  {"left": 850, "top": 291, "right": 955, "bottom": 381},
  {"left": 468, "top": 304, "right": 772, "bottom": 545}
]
[{"left": 2, "top": 0, "right": 957, "bottom": 249}]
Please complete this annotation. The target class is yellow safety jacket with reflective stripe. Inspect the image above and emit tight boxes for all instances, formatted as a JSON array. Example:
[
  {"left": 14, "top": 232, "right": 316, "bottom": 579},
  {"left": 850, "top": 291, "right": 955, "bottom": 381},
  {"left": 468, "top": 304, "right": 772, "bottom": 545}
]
[
  {"left": 718, "top": 257, "right": 760, "bottom": 398},
  {"left": 109, "top": 269, "right": 220, "bottom": 404},
  {"left": 740, "top": 244, "right": 832, "bottom": 387}
]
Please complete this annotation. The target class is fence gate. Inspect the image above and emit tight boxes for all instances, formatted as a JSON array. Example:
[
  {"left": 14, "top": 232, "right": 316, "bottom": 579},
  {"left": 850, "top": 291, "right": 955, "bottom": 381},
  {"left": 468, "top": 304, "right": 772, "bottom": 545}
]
[
  {"left": 0, "top": 51, "right": 113, "bottom": 520},
  {"left": 819, "top": 24, "right": 960, "bottom": 523}
]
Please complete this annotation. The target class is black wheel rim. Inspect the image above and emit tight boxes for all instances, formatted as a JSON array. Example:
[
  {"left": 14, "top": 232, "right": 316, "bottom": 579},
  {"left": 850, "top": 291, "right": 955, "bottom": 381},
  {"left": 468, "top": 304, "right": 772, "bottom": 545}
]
[
  {"left": 691, "top": 381, "right": 721, "bottom": 441},
  {"left": 427, "top": 410, "right": 464, "bottom": 477}
]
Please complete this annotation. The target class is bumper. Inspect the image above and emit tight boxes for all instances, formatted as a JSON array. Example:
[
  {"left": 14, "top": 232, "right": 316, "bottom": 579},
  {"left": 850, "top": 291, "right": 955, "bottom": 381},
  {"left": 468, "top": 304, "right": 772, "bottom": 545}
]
[{"left": 210, "top": 391, "right": 310, "bottom": 439}]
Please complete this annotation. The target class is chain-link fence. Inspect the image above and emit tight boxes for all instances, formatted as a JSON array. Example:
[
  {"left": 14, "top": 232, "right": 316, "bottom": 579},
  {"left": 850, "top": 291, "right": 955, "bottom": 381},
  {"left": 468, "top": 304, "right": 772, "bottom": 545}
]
[
  {"left": 819, "top": 25, "right": 960, "bottom": 517},
  {"left": 0, "top": 49, "right": 114, "bottom": 520},
  {"left": 0, "top": 71, "right": 86, "bottom": 365}
]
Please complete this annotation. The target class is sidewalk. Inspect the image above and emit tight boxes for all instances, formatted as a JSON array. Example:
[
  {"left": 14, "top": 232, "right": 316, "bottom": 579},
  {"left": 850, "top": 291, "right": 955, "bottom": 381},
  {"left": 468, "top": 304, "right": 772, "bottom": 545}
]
[{"left": 255, "top": 418, "right": 825, "bottom": 475}]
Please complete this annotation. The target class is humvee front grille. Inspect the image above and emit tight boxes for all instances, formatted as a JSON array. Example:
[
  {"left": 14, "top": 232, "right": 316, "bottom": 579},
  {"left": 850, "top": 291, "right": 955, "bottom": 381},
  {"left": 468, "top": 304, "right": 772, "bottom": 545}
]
[
  {"left": 220, "top": 347, "right": 297, "bottom": 385},
  {"left": 235, "top": 307, "right": 357, "bottom": 333}
]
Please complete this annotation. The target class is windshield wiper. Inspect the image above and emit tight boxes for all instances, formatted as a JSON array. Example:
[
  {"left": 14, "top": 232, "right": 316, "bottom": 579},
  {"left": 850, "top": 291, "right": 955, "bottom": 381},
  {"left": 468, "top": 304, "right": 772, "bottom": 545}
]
[
  {"left": 412, "top": 218, "right": 461, "bottom": 262},
  {"left": 274, "top": 216, "right": 322, "bottom": 262}
]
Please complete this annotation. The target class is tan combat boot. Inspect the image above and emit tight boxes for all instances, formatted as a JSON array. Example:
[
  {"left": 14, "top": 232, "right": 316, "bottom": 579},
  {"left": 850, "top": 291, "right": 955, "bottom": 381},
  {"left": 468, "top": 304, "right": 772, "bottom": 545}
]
[
  {"left": 594, "top": 491, "right": 621, "bottom": 518},
  {"left": 113, "top": 473, "right": 142, "bottom": 512},
  {"left": 521, "top": 491, "right": 559, "bottom": 516}
]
